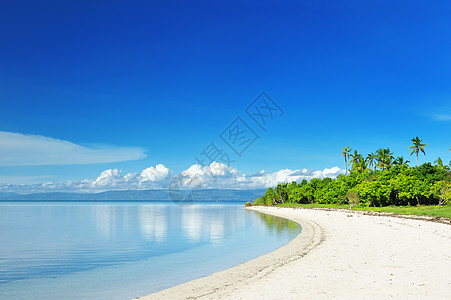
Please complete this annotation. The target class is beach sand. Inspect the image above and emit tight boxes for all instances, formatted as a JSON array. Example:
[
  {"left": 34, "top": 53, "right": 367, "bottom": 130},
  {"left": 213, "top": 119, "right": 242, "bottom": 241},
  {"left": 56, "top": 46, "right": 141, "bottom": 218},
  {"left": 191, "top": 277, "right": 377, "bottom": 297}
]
[{"left": 139, "top": 206, "right": 451, "bottom": 299}]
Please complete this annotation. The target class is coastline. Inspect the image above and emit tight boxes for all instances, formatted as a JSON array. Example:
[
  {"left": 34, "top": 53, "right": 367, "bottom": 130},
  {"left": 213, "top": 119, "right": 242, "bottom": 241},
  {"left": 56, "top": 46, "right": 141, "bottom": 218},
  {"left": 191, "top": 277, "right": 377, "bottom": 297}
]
[{"left": 139, "top": 206, "right": 451, "bottom": 299}]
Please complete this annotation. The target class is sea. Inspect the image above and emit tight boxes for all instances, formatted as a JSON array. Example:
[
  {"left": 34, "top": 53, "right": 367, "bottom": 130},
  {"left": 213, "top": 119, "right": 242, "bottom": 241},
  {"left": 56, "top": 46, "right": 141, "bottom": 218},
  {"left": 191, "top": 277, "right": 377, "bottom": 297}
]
[{"left": 0, "top": 202, "right": 300, "bottom": 299}]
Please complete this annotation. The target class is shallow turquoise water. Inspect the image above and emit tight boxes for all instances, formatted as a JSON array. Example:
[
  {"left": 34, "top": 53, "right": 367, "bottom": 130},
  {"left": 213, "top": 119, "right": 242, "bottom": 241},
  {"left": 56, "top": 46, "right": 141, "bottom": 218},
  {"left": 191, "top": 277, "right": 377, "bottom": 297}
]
[{"left": 0, "top": 202, "right": 300, "bottom": 299}]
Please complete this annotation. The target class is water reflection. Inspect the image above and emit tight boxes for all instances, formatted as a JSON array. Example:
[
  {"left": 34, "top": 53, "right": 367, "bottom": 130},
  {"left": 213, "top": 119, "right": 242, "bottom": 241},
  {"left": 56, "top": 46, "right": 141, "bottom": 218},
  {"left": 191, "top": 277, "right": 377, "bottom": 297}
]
[
  {"left": 77, "top": 204, "right": 296, "bottom": 251},
  {"left": 180, "top": 204, "right": 226, "bottom": 245},
  {"left": 92, "top": 204, "right": 228, "bottom": 245},
  {"left": 0, "top": 203, "right": 301, "bottom": 300},
  {"left": 140, "top": 206, "right": 167, "bottom": 242},
  {"left": 181, "top": 205, "right": 204, "bottom": 242},
  {"left": 209, "top": 217, "right": 225, "bottom": 245},
  {"left": 256, "top": 212, "right": 300, "bottom": 234},
  {"left": 94, "top": 205, "right": 113, "bottom": 239}
]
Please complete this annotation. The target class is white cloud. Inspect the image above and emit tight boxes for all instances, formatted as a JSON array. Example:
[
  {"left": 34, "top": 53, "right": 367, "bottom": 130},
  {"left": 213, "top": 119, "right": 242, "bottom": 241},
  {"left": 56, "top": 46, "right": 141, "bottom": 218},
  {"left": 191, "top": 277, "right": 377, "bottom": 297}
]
[
  {"left": 0, "top": 162, "right": 345, "bottom": 193},
  {"left": 140, "top": 164, "right": 170, "bottom": 183},
  {"left": 93, "top": 169, "right": 123, "bottom": 187},
  {"left": 0, "top": 131, "right": 146, "bottom": 166},
  {"left": 86, "top": 164, "right": 171, "bottom": 190},
  {"left": 181, "top": 164, "right": 204, "bottom": 178},
  {"left": 236, "top": 166, "right": 343, "bottom": 189},
  {"left": 175, "top": 162, "right": 344, "bottom": 190},
  {"left": 429, "top": 101, "right": 451, "bottom": 121},
  {"left": 433, "top": 114, "right": 451, "bottom": 121},
  {"left": 322, "top": 166, "right": 342, "bottom": 177}
]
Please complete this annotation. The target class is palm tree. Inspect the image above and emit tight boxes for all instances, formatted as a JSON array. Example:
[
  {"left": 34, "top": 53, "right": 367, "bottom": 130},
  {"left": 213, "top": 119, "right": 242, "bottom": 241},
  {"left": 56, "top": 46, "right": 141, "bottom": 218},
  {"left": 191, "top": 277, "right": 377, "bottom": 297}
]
[
  {"left": 385, "top": 151, "right": 395, "bottom": 170},
  {"left": 408, "top": 137, "right": 427, "bottom": 166},
  {"left": 367, "top": 153, "right": 376, "bottom": 171},
  {"left": 375, "top": 148, "right": 385, "bottom": 170},
  {"left": 394, "top": 156, "right": 410, "bottom": 166},
  {"left": 355, "top": 157, "right": 368, "bottom": 174},
  {"left": 342, "top": 146, "right": 351, "bottom": 175},
  {"left": 434, "top": 157, "right": 450, "bottom": 170},
  {"left": 375, "top": 148, "right": 394, "bottom": 170},
  {"left": 434, "top": 157, "right": 444, "bottom": 169},
  {"left": 349, "top": 150, "right": 362, "bottom": 172}
]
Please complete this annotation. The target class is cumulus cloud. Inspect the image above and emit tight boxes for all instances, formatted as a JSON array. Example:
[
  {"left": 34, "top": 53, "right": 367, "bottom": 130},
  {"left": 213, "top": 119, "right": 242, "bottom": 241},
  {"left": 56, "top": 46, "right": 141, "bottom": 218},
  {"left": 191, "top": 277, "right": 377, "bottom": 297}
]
[
  {"left": 140, "top": 164, "right": 171, "bottom": 183},
  {"left": 92, "top": 169, "right": 123, "bottom": 187},
  {"left": 86, "top": 164, "right": 172, "bottom": 190},
  {"left": 0, "top": 162, "right": 344, "bottom": 193},
  {"left": 0, "top": 131, "right": 146, "bottom": 166},
  {"left": 174, "top": 162, "right": 344, "bottom": 190}
]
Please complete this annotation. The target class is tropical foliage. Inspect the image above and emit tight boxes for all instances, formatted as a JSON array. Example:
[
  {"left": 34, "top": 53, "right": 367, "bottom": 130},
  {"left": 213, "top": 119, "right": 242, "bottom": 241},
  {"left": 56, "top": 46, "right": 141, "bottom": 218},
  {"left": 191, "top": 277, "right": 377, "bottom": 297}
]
[{"left": 254, "top": 138, "right": 451, "bottom": 208}]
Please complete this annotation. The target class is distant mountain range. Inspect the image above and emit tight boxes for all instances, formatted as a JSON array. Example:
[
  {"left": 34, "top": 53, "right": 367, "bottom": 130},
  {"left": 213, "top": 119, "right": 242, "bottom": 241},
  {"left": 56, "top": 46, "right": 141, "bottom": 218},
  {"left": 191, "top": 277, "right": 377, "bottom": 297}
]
[{"left": 0, "top": 189, "right": 266, "bottom": 202}]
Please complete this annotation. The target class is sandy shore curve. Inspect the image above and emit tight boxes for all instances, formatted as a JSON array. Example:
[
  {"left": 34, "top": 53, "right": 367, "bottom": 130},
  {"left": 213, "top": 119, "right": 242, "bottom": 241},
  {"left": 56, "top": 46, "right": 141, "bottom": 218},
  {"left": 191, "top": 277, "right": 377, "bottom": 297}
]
[{"left": 139, "top": 206, "right": 451, "bottom": 299}]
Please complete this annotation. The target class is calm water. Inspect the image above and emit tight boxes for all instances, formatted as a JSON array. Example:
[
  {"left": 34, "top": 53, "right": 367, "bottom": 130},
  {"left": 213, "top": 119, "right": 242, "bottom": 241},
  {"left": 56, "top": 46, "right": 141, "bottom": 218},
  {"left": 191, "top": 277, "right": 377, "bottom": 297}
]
[{"left": 0, "top": 202, "right": 300, "bottom": 299}]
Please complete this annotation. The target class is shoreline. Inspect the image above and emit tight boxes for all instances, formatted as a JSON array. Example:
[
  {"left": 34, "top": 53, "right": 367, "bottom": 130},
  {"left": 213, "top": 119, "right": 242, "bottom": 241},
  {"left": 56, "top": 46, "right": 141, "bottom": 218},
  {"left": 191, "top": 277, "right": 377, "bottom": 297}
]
[{"left": 139, "top": 206, "right": 451, "bottom": 299}]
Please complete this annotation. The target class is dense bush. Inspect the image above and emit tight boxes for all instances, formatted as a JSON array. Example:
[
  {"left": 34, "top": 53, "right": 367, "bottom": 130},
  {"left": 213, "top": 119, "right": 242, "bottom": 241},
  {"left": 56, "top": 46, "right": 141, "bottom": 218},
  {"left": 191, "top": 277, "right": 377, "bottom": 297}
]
[{"left": 254, "top": 163, "right": 451, "bottom": 207}]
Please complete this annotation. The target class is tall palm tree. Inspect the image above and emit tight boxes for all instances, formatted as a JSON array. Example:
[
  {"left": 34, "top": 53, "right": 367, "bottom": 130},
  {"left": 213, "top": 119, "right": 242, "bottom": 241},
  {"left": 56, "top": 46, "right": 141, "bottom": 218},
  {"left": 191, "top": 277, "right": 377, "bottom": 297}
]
[
  {"left": 342, "top": 146, "right": 351, "bottom": 175},
  {"left": 367, "top": 153, "right": 376, "bottom": 171},
  {"left": 408, "top": 137, "right": 427, "bottom": 167}
]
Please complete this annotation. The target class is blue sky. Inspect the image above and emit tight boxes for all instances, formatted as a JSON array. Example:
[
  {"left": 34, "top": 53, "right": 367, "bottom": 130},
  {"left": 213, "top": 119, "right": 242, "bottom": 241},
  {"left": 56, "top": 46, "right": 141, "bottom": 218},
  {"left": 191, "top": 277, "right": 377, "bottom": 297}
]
[{"left": 1, "top": 0, "right": 450, "bottom": 190}]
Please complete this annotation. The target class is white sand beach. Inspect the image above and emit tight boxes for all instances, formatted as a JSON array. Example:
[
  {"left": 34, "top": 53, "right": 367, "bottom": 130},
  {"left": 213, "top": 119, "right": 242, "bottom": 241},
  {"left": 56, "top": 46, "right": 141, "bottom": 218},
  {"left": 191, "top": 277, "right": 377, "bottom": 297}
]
[{"left": 140, "top": 206, "right": 451, "bottom": 300}]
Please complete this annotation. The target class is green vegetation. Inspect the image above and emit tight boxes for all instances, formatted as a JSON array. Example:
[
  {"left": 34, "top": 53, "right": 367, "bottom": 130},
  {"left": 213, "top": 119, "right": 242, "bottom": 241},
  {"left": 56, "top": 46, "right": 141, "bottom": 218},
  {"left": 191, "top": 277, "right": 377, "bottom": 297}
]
[{"left": 253, "top": 138, "right": 451, "bottom": 218}]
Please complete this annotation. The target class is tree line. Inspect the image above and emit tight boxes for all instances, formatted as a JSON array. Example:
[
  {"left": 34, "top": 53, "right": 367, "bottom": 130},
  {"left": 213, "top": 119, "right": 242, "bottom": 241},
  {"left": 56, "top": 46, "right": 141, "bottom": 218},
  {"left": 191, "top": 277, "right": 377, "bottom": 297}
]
[{"left": 253, "top": 137, "right": 451, "bottom": 207}]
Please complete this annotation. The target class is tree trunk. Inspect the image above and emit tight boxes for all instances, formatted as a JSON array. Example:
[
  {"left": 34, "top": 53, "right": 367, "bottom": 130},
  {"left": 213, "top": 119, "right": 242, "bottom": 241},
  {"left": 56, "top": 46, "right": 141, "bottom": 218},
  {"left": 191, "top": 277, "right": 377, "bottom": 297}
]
[
  {"left": 345, "top": 158, "right": 348, "bottom": 175},
  {"left": 279, "top": 192, "right": 284, "bottom": 204}
]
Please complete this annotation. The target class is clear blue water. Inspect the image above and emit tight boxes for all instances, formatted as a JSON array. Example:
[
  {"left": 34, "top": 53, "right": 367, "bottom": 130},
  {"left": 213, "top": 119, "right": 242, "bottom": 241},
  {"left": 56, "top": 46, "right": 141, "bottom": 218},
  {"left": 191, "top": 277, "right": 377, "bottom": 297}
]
[{"left": 0, "top": 202, "right": 300, "bottom": 300}]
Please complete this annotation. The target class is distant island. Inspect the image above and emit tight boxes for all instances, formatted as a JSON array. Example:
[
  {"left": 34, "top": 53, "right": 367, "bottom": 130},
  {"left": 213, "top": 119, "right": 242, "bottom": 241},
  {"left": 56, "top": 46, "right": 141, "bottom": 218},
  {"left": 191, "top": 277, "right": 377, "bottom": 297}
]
[{"left": 0, "top": 189, "right": 266, "bottom": 202}]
